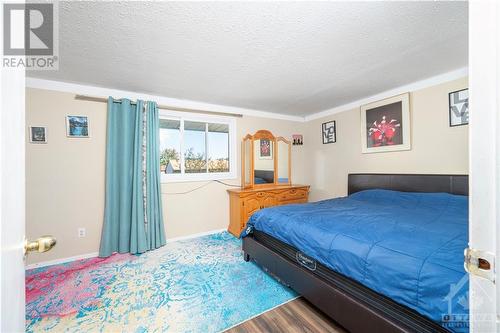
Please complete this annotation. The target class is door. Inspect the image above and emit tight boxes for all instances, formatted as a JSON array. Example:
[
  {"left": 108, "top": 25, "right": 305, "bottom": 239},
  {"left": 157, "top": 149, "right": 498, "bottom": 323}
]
[
  {"left": 1, "top": 64, "right": 26, "bottom": 330},
  {"left": 242, "top": 196, "right": 261, "bottom": 228},
  {"left": 261, "top": 195, "right": 277, "bottom": 209},
  {"left": 468, "top": 1, "right": 499, "bottom": 332}
]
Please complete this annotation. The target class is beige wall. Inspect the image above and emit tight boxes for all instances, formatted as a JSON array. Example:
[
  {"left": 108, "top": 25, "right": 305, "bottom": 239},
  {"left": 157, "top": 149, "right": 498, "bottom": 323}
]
[
  {"left": 303, "top": 77, "right": 469, "bottom": 202},
  {"left": 26, "top": 77, "right": 468, "bottom": 264},
  {"left": 25, "top": 88, "right": 306, "bottom": 264},
  {"left": 26, "top": 89, "right": 106, "bottom": 264},
  {"left": 162, "top": 113, "right": 307, "bottom": 241}
]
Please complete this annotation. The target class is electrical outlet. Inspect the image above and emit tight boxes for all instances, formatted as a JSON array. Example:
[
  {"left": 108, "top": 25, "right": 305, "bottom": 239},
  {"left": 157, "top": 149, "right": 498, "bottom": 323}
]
[{"left": 78, "top": 228, "right": 86, "bottom": 238}]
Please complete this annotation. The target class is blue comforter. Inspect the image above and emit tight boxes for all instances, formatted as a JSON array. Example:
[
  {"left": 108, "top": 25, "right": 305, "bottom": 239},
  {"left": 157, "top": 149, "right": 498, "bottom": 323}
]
[{"left": 243, "top": 189, "right": 469, "bottom": 332}]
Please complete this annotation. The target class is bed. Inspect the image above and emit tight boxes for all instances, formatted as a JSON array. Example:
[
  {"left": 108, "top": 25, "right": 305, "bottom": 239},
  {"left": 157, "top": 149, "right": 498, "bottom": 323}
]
[
  {"left": 241, "top": 174, "right": 469, "bottom": 333},
  {"left": 254, "top": 170, "right": 274, "bottom": 184}
]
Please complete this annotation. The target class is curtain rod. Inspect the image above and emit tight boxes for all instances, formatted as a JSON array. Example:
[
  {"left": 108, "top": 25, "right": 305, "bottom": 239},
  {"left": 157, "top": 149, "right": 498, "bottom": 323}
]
[{"left": 74, "top": 95, "right": 243, "bottom": 118}]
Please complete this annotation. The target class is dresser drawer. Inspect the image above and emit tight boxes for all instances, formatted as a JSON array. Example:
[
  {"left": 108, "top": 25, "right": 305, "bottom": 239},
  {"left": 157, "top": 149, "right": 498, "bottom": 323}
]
[
  {"left": 280, "top": 199, "right": 307, "bottom": 206},
  {"left": 227, "top": 185, "right": 309, "bottom": 237},
  {"left": 242, "top": 197, "right": 261, "bottom": 223},
  {"left": 278, "top": 188, "right": 308, "bottom": 202}
]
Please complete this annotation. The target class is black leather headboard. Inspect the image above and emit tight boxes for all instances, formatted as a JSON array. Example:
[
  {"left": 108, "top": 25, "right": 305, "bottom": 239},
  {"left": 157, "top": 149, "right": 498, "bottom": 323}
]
[{"left": 348, "top": 173, "right": 468, "bottom": 196}]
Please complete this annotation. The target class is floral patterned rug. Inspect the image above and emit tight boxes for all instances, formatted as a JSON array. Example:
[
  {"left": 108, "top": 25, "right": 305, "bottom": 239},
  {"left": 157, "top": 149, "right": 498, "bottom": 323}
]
[{"left": 26, "top": 232, "right": 296, "bottom": 332}]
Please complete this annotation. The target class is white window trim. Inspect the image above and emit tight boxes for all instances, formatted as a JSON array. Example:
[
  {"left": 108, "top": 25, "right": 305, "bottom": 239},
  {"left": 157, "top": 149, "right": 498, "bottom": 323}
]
[{"left": 159, "top": 109, "right": 237, "bottom": 183}]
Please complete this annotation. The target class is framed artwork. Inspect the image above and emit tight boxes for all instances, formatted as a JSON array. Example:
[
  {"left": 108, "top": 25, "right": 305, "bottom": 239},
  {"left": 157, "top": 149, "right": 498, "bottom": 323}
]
[
  {"left": 292, "top": 134, "right": 303, "bottom": 146},
  {"left": 66, "top": 115, "right": 89, "bottom": 137},
  {"left": 259, "top": 138, "right": 273, "bottom": 159},
  {"left": 361, "top": 93, "right": 410, "bottom": 153},
  {"left": 29, "top": 126, "right": 47, "bottom": 143},
  {"left": 322, "top": 121, "right": 336, "bottom": 144},
  {"left": 449, "top": 88, "right": 469, "bottom": 127}
]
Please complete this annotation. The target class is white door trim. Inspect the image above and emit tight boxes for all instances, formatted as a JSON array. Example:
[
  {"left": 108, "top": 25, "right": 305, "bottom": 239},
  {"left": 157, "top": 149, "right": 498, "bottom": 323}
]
[
  {"left": 469, "top": 1, "right": 499, "bottom": 332},
  {"left": 0, "top": 67, "right": 26, "bottom": 331}
]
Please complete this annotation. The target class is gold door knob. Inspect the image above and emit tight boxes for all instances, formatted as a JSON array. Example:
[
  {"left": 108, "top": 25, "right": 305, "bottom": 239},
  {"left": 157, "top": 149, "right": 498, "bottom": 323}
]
[{"left": 24, "top": 236, "right": 56, "bottom": 255}]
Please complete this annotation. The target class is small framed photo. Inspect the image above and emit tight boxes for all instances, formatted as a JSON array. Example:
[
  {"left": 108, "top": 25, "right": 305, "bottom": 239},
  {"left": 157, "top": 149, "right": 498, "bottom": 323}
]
[
  {"left": 259, "top": 138, "right": 273, "bottom": 159},
  {"left": 66, "top": 115, "right": 89, "bottom": 137},
  {"left": 29, "top": 126, "right": 47, "bottom": 144},
  {"left": 449, "top": 88, "right": 469, "bottom": 127},
  {"left": 361, "top": 93, "right": 410, "bottom": 154},
  {"left": 292, "top": 134, "right": 303, "bottom": 146},
  {"left": 322, "top": 121, "right": 336, "bottom": 144}
]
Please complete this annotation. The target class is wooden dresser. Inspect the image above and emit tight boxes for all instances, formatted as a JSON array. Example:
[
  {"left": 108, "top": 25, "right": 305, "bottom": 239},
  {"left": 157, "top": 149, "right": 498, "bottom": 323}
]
[{"left": 227, "top": 185, "right": 310, "bottom": 237}]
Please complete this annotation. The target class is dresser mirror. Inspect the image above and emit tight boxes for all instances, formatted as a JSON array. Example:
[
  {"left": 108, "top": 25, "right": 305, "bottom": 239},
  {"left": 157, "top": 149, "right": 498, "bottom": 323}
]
[
  {"left": 276, "top": 138, "right": 290, "bottom": 184},
  {"left": 241, "top": 130, "right": 291, "bottom": 188}
]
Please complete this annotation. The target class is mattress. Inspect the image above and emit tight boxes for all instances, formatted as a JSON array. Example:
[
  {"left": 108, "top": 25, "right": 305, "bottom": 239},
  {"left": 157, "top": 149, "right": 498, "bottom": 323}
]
[{"left": 243, "top": 189, "right": 469, "bottom": 332}]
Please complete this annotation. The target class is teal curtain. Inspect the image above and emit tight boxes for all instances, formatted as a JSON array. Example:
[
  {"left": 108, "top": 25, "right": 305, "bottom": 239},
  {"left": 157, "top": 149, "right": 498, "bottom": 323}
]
[{"left": 99, "top": 98, "right": 166, "bottom": 257}]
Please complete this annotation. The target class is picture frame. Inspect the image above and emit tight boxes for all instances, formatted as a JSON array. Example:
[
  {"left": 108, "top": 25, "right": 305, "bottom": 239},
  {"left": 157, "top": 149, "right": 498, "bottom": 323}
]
[
  {"left": 449, "top": 88, "right": 469, "bottom": 127},
  {"left": 292, "top": 134, "right": 303, "bottom": 146},
  {"left": 29, "top": 126, "right": 47, "bottom": 144},
  {"left": 361, "top": 93, "right": 410, "bottom": 154},
  {"left": 66, "top": 115, "right": 89, "bottom": 137},
  {"left": 322, "top": 121, "right": 336, "bottom": 144},
  {"left": 259, "top": 138, "right": 273, "bottom": 159}
]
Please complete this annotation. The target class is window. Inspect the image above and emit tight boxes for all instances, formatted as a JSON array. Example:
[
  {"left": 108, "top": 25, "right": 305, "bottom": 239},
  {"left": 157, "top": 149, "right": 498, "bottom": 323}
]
[
  {"left": 159, "top": 119, "right": 181, "bottom": 174},
  {"left": 208, "top": 123, "right": 230, "bottom": 173},
  {"left": 159, "top": 110, "right": 236, "bottom": 182},
  {"left": 184, "top": 121, "right": 206, "bottom": 173}
]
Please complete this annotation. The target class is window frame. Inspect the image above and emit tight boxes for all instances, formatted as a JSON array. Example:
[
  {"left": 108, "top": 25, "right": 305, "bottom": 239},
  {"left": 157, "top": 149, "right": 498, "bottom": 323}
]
[{"left": 159, "top": 109, "right": 237, "bottom": 183}]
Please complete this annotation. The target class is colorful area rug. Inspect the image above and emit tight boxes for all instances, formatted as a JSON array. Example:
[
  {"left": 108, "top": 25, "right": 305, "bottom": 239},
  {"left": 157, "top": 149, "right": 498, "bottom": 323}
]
[{"left": 26, "top": 232, "right": 297, "bottom": 332}]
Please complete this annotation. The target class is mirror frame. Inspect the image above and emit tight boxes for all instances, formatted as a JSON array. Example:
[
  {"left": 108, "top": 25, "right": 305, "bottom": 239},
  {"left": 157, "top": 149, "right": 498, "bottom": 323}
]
[
  {"left": 241, "top": 134, "right": 254, "bottom": 188},
  {"left": 241, "top": 130, "right": 292, "bottom": 189}
]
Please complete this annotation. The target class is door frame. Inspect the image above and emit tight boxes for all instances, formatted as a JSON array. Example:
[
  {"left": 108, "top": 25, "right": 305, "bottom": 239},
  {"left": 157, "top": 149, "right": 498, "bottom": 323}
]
[
  {"left": 469, "top": 1, "right": 499, "bottom": 332},
  {"left": 1, "top": 0, "right": 27, "bottom": 329},
  {"left": 0, "top": 68, "right": 26, "bottom": 330}
]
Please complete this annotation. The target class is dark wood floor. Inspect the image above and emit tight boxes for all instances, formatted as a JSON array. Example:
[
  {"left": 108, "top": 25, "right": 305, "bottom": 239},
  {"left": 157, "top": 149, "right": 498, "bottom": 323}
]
[{"left": 225, "top": 297, "right": 348, "bottom": 333}]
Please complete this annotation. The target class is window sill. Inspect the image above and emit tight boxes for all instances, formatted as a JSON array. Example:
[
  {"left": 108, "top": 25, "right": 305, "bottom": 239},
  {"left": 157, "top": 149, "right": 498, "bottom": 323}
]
[{"left": 160, "top": 171, "right": 237, "bottom": 184}]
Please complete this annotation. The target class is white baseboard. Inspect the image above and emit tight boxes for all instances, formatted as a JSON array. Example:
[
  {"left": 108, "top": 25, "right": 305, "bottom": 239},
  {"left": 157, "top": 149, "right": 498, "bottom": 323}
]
[
  {"left": 25, "top": 252, "right": 99, "bottom": 270},
  {"left": 25, "top": 228, "right": 228, "bottom": 270},
  {"left": 166, "top": 228, "right": 227, "bottom": 243}
]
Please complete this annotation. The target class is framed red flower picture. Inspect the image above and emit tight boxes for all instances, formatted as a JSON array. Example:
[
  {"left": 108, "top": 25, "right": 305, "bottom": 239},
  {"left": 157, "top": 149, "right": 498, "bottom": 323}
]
[
  {"left": 259, "top": 138, "right": 273, "bottom": 159},
  {"left": 360, "top": 93, "right": 411, "bottom": 153}
]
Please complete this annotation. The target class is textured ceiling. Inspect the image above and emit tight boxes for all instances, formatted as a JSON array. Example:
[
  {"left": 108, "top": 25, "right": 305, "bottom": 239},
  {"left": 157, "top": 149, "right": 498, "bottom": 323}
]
[{"left": 29, "top": 1, "right": 468, "bottom": 117}]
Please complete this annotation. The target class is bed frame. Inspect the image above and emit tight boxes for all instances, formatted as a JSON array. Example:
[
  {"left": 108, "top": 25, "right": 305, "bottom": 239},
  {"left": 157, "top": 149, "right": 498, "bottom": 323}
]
[{"left": 242, "top": 173, "right": 468, "bottom": 333}]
